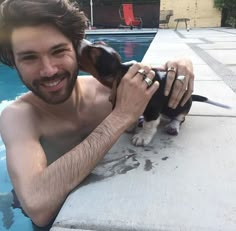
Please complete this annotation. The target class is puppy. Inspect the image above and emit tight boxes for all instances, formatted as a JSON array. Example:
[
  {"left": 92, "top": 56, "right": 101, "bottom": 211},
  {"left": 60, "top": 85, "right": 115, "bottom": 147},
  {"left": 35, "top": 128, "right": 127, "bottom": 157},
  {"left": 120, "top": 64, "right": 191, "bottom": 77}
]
[{"left": 78, "top": 39, "right": 230, "bottom": 146}]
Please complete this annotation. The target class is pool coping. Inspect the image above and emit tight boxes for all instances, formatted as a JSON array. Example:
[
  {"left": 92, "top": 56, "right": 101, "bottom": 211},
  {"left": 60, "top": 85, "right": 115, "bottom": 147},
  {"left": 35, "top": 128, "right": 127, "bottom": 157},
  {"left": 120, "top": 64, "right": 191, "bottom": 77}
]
[{"left": 85, "top": 28, "right": 158, "bottom": 35}]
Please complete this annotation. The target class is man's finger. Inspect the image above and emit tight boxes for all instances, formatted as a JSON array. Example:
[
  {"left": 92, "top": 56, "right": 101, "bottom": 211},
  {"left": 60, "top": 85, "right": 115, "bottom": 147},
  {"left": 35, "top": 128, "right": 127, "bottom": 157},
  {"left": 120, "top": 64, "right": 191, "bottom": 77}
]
[
  {"left": 147, "top": 81, "right": 159, "bottom": 96},
  {"left": 165, "top": 66, "right": 177, "bottom": 96},
  {"left": 172, "top": 83, "right": 188, "bottom": 108},
  {"left": 168, "top": 80, "right": 183, "bottom": 108},
  {"left": 181, "top": 78, "right": 194, "bottom": 106},
  {"left": 171, "top": 75, "right": 188, "bottom": 108}
]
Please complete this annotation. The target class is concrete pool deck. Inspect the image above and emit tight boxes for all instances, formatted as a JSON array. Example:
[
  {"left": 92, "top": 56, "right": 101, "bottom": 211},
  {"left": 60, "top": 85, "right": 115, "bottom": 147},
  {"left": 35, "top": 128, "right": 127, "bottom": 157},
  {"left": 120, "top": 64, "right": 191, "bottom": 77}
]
[{"left": 50, "top": 28, "right": 236, "bottom": 231}]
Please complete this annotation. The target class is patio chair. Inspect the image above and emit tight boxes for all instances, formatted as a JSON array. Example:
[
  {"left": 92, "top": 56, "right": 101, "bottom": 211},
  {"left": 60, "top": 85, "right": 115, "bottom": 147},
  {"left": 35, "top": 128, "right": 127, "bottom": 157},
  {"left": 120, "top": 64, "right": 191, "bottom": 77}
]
[
  {"left": 119, "top": 3, "right": 143, "bottom": 29},
  {"left": 159, "top": 10, "right": 173, "bottom": 28}
]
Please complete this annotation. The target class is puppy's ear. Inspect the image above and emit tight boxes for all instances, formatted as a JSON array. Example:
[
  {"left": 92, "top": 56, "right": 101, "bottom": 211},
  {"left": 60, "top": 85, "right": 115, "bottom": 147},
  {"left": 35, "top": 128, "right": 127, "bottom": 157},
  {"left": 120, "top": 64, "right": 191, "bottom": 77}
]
[
  {"left": 89, "top": 46, "right": 103, "bottom": 64},
  {"left": 94, "top": 41, "right": 107, "bottom": 46}
]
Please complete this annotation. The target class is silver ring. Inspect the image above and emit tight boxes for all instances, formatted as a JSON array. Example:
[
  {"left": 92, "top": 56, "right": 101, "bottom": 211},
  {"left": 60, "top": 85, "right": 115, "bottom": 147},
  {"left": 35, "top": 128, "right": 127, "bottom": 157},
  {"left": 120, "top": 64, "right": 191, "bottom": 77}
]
[
  {"left": 167, "top": 66, "right": 176, "bottom": 74},
  {"left": 176, "top": 75, "right": 186, "bottom": 84},
  {"left": 144, "top": 77, "right": 153, "bottom": 87},
  {"left": 137, "top": 69, "right": 147, "bottom": 78}
]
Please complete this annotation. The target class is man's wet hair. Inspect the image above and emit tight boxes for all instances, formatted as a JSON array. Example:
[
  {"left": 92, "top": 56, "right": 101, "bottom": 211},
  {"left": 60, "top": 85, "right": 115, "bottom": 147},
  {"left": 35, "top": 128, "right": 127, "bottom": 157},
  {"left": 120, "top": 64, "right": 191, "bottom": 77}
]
[{"left": 0, "top": 0, "right": 88, "bottom": 66}]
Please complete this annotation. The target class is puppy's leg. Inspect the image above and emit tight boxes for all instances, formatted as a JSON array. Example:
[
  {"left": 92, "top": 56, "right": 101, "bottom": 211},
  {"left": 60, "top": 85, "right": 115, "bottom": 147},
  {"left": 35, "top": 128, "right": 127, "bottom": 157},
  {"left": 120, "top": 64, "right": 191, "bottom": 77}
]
[
  {"left": 132, "top": 117, "right": 161, "bottom": 146},
  {"left": 165, "top": 113, "right": 186, "bottom": 135}
]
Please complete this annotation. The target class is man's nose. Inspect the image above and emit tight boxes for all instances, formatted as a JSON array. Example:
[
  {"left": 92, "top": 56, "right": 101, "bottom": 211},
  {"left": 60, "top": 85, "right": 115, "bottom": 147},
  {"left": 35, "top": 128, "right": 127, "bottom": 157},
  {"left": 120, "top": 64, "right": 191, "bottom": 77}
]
[{"left": 39, "top": 57, "right": 58, "bottom": 77}]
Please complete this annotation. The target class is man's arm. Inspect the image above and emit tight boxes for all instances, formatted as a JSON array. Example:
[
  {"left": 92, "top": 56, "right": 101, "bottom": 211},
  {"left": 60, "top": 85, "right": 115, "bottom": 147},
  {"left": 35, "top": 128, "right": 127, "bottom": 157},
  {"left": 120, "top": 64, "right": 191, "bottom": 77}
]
[
  {"left": 1, "top": 106, "right": 132, "bottom": 226},
  {"left": 0, "top": 63, "right": 159, "bottom": 227}
]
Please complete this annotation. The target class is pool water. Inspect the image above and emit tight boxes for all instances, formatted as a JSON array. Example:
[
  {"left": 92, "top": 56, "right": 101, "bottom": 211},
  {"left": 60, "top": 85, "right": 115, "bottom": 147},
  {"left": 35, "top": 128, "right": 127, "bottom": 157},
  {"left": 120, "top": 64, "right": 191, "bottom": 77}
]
[{"left": 0, "top": 34, "right": 155, "bottom": 231}]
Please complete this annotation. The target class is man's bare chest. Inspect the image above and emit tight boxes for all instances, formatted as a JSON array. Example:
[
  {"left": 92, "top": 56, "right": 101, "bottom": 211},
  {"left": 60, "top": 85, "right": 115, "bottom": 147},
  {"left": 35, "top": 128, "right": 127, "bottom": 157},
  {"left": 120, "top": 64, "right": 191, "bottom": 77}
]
[
  {"left": 39, "top": 108, "right": 110, "bottom": 165},
  {"left": 40, "top": 127, "right": 88, "bottom": 165}
]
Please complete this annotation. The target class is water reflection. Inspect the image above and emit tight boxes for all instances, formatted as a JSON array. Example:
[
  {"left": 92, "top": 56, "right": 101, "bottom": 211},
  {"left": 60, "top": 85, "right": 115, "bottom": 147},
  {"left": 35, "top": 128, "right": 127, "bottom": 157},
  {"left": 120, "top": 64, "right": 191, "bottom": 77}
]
[
  {"left": 0, "top": 65, "right": 27, "bottom": 102},
  {"left": 86, "top": 34, "right": 154, "bottom": 63}
]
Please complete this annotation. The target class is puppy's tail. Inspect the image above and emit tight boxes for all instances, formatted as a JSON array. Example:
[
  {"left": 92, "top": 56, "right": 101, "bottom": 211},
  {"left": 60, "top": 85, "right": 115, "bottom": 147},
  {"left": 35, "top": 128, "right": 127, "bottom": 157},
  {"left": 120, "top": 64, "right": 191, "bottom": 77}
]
[{"left": 192, "top": 95, "right": 231, "bottom": 109}]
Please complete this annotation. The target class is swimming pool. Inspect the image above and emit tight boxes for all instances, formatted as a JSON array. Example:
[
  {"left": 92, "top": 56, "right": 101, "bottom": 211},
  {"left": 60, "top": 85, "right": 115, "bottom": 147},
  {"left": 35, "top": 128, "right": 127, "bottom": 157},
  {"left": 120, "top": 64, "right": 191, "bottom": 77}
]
[{"left": 0, "top": 33, "right": 155, "bottom": 231}]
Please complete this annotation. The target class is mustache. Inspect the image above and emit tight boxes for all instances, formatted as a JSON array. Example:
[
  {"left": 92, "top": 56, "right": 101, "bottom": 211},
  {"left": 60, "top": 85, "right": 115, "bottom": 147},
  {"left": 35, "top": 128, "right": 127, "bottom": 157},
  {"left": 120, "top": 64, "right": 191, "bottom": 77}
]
[
  {"left": 33, "top": 71, "right": 70, "bottom": 86},
  {"left": 40, "top": 72, "right": 69, "bottom": 82}
]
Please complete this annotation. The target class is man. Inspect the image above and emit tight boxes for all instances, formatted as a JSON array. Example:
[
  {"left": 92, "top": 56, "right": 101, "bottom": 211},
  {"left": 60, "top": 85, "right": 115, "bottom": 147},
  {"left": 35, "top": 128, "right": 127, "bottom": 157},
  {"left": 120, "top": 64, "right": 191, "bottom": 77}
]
[{"left": 0, "top": 0, "right": 194, "bottom": 227}]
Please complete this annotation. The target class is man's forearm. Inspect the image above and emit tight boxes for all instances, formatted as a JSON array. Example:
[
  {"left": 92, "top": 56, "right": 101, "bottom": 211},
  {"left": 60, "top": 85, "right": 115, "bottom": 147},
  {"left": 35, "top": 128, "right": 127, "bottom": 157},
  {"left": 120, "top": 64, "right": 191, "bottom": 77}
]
[{"left": 25, "top": 112, "right": 131, "bottom": 226}]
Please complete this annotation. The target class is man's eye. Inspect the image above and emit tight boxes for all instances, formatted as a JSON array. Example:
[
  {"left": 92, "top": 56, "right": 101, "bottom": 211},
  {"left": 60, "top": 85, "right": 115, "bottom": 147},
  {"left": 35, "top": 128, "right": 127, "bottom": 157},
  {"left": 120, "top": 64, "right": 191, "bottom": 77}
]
[
  {"left": 53, "top": 49, "right": 66, "bottom": 55},
  {"left": 22, "top": 55, "right": 37, "bottom": 60}
]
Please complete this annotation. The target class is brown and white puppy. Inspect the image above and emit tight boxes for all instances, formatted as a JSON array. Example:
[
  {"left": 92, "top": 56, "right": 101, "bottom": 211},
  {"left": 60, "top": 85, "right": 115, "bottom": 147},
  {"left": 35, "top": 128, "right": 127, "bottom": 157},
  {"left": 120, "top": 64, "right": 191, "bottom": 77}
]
[{"left": 78, "top": 39, "right": 230, "bottom": 146}]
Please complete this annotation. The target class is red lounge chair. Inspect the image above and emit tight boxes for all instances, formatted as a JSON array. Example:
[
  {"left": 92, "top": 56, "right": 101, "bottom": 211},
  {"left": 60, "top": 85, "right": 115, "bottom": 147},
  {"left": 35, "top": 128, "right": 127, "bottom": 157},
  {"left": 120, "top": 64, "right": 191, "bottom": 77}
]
[{"left": 119, "top": 3, "right": 143, "bottom": 29}]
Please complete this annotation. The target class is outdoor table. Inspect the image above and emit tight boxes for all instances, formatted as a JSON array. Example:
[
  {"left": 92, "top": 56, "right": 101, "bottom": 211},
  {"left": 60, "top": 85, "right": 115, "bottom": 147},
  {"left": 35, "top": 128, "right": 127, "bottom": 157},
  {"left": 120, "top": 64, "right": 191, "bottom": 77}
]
[{"left": 174, "top": 18, "right": 190, "bottom": 30}]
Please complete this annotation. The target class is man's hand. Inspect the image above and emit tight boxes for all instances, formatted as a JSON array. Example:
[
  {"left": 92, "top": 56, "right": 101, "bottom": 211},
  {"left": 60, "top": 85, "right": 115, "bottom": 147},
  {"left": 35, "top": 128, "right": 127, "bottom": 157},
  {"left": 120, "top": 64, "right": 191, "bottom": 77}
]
[
  {"left": 156, "top": 58, "right": 194, "bottom": 109},
  {"left": 114, "top": 63, "right": 159, "bottom": 124}
]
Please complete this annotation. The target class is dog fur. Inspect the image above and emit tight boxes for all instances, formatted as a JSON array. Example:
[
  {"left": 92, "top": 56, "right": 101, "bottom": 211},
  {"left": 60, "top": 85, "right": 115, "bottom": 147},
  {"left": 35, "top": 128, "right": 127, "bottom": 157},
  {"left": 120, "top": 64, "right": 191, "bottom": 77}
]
[{"left": 78, "top": 39, "right": 230, "bottom": 146}]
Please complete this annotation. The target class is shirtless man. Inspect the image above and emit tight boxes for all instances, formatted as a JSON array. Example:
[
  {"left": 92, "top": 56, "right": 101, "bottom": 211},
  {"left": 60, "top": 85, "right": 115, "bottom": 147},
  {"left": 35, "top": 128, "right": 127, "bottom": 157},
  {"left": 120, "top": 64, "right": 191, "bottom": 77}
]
[{"left": 0, "top": 0, "right": 194, "bottom": 227}]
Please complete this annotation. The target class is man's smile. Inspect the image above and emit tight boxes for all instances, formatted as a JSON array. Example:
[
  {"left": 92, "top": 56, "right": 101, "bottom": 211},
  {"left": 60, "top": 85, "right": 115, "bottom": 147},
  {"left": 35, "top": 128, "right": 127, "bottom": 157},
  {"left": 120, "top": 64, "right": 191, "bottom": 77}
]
[{"left": 40, "top": 77, "right": 66, "bottom": 92}]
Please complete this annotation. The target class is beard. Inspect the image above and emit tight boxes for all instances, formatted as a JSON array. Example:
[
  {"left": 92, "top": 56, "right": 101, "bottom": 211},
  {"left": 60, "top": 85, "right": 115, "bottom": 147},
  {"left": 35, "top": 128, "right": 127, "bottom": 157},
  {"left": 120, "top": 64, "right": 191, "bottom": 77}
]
[{"left": 17, "top": 67, "right": 79, "bottom": 104}]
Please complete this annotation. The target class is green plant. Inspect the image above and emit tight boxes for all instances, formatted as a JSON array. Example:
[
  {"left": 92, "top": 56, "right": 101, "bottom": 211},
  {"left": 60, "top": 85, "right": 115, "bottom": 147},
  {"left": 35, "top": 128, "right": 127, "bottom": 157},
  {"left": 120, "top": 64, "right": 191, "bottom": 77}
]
[
  {"left": 214, "top": 0, "right": 236, "bottom": 27},
  {"left": 214, "top": 0, "right": 224, "bottom": 8}
]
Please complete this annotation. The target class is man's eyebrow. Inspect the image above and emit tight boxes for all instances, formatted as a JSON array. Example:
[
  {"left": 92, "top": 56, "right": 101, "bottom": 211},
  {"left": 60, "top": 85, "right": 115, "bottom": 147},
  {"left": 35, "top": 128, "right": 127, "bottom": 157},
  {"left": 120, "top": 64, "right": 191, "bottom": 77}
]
[
  {"left": 51, "top": 43, "right": 70, "bottom": 50},
  {"left": 16, "top": 43, "right": 70, "bottom": 56},
  {"left": 16, "top": 50, "right": 37, "bottom": 57}
]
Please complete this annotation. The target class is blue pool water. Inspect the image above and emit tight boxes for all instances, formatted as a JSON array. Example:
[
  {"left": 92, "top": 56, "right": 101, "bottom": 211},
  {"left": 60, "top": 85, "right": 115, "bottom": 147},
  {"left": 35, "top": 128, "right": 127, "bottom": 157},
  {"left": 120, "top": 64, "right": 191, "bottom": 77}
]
[{"left": 0, "top": 33, "right": 155, "bottom": 230}]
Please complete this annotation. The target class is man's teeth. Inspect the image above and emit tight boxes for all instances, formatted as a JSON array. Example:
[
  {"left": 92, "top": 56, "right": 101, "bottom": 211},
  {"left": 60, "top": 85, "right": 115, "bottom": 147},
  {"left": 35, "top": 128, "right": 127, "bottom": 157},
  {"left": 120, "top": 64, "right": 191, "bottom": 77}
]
[{"left": 44, "top": 80, "right": 61, "bottom": 87}]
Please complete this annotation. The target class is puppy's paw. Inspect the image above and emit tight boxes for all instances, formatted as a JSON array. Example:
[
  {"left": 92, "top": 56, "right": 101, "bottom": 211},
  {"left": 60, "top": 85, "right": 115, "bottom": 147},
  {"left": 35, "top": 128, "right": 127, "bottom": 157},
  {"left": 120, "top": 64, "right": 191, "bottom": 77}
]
[
  {"left": 166, "top": 126, "right": 179, "bottom": 135},
  {"left": 131, "top": 131, "right": 154, "bottom": 146},
  {"left": 131, "top": 119, "right": 160, "bottom": 146},
  {"left": 165, "top": 120, "right": 181, "bottom": 135}
]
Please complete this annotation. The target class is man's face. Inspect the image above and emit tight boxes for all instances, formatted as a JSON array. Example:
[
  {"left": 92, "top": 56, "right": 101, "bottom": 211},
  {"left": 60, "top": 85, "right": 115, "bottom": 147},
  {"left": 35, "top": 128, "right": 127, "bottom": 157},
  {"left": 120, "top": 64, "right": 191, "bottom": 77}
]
[{"left": 11, "top": 24, "right": 78, "bottom": 104}]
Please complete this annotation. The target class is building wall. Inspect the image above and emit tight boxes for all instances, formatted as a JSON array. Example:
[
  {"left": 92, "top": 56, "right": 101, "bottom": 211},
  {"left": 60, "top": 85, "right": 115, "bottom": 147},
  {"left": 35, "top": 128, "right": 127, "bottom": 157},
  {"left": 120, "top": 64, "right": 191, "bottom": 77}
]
[{"left": 160, "top": 0, "right": 221, "bottom": 28}]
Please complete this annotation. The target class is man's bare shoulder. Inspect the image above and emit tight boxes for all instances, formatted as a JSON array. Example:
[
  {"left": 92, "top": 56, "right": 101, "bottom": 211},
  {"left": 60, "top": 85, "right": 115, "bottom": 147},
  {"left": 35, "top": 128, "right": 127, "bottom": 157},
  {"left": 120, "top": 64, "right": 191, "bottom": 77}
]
[
  {"left": 77, "top": 76, "right": 112, "bottom": 109},
  {"left": 1, "top": 93, "right": 39, "bottom": 119},
  {"left": 78, "top": 75, "right": 111, "bottom": 94},
  {"left": 0, "top": 94, "right": 40, "bottom": 142}
]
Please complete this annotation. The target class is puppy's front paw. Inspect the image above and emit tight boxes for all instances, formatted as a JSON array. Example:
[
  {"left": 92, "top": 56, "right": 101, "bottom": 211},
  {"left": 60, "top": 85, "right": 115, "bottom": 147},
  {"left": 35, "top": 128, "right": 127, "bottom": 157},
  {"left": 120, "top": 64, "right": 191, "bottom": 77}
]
[
  {"left": 131, "top": 119, "right": 160, "bottom": 146},
  {"left": 131, "top": 131, "right": 154, "bottom": 146}
]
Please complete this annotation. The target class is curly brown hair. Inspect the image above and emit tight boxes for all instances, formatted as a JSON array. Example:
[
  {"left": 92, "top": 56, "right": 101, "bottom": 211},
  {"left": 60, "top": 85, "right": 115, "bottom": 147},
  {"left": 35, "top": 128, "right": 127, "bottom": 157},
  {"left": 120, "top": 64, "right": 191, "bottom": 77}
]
[{"left": 0, "top": 0, "right": 88, "bottom": 66}]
